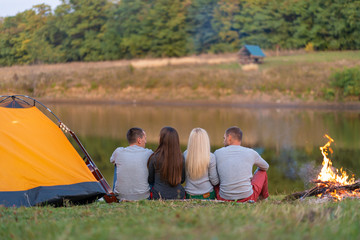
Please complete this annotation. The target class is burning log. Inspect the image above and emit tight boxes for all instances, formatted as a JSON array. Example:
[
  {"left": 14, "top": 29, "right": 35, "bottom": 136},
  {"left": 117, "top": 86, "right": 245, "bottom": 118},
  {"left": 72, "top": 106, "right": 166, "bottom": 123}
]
[
  {"left": 283, "top": 181, "right": 360, "bottom": 201},
  {"left": 283, "top": 134, "right": 360, "bottom": 202}
]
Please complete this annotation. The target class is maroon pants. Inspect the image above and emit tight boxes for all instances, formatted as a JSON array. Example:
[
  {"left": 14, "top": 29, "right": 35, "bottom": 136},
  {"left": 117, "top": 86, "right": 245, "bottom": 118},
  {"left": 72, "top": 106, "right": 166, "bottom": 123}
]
[{"left": 215, "top": 170, "right": 269, "bottom": 202}]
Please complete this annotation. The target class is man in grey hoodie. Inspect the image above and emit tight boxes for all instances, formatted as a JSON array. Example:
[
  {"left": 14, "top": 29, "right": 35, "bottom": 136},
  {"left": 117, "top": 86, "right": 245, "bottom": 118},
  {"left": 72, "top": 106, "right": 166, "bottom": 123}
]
[
  {"left": 214, "top": 126, "right": 269, "bottom": 202},
  {"left": 110, "top": 127, "right": 153, "bottom": 201}
]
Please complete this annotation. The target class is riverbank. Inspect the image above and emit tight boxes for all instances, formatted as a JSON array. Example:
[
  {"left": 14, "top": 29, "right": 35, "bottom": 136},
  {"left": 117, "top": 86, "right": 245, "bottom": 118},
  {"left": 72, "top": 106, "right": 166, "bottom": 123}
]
[
  {"left": 37, "top": 95, "right": 360, "bottom": 110},
  {"left": 1, "top": 51, "right": 360, "bottom": 107}
]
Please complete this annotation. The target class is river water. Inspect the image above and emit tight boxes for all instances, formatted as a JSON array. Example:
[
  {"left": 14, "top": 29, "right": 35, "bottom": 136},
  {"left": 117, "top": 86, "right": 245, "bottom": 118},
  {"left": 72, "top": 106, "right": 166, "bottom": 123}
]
[{"left": 48, "top": 103, "right": 360, "bottom": 195}]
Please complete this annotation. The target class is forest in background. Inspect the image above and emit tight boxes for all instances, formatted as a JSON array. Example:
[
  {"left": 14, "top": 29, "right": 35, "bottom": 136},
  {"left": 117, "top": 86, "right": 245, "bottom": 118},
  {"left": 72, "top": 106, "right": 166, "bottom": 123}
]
[{"left": 0, "top": 0, "right": 359, "bottom": 66}]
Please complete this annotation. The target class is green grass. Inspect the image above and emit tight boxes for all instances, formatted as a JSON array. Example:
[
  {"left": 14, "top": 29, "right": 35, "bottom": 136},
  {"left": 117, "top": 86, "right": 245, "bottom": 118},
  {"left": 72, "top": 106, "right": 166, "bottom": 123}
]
[
  {"left": 1, "top": 197, "right": 360, "bottom": 240},
  {"left": 263, "top": 51, "right": 360, "bottom": 68}
]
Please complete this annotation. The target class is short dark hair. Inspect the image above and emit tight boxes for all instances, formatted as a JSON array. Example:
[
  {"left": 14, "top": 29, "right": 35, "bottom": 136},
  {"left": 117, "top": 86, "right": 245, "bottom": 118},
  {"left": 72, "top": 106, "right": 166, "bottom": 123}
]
[
  {"left": 126, "top": 127, "right": 144, "bottom": 144},
  {"left": 225, "top": 126, "right": 243, "bottom": 142}
]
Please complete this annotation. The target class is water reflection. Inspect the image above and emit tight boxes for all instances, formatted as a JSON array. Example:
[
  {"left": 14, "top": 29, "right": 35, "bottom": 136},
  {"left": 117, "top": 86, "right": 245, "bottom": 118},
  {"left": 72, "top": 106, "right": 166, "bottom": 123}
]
[
  {"left": 48, "top": 103, "right": 360, "bottom": 194},
  {"left": 49, "top": 104, "right": 360, "bottom": 148}
]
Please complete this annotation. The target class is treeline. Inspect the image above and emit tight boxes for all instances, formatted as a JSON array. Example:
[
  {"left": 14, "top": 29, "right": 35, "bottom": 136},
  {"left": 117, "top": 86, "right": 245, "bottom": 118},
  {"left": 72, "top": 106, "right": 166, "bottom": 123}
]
[{"left": 0, "top": 0, "right": 359, "bottom": 66}]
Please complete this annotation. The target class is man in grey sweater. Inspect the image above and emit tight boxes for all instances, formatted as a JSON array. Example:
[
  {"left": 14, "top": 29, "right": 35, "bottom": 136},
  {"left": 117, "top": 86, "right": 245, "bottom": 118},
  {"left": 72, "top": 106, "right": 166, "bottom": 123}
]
[
  {"left": 110, "top": 127, "right": 153, "bottom": 201},
  {"left": 214, "top": 126, "right": 269, "bottom": 202}
]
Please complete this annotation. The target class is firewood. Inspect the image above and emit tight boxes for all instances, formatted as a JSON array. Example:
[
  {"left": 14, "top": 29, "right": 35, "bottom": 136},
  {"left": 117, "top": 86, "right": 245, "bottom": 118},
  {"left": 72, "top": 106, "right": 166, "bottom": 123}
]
[{"left": 283, "top": 181, "right": 360, "bottom": 201}]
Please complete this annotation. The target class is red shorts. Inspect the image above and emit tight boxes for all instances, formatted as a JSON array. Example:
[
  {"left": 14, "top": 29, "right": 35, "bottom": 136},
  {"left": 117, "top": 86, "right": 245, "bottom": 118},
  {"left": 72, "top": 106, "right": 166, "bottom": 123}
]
[{"left": 215, "top": 170, "right": 269, "bottom": 202}]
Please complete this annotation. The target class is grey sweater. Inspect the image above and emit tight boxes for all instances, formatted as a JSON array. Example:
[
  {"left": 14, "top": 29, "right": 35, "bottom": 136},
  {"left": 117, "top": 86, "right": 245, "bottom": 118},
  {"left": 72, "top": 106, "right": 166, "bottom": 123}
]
[
  {"left": 110, "top": 145, "right": 153, "bottom": 200},
  {"left": 183, "top": 150, "right": 219, "bottom": 195},
  {"left": 214, "top": 145, "right": 269, "bottom": 200}
]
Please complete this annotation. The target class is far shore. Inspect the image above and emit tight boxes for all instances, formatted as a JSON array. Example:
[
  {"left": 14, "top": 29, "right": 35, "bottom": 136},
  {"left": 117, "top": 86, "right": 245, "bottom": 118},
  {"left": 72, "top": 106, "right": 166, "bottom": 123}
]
[
  {"left": 2, "top": 51, "right": 360, "bottom": 108},
  {"left": 37, "top": 97, "right": 360, "bottom": 110}
]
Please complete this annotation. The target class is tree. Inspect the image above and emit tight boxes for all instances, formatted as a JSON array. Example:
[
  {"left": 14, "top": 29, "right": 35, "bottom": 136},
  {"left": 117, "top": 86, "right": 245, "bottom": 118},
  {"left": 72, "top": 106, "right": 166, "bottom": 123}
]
[
  {"left": 102, "top": 0, "right": 152, "bottom": 59},
  {"left": 0, "top": 16, "right": 20, "bottom": 65},
  {"left": 26, "top": 4, "right": 66, "bottom": 63},
  {"left": 186, "top": 0, "right": 220, "bottom": 54},
  {"left": 0, "top": 4, "right": 54, "bottom": 65},
  {"left": 212, "top": 0, "right": 242, "bottom": 52},
  {"left": 146, "top": 0, "right": 188, "bottom": 57},
  {"left": 54, "top": 0, "right": 109, "bottom": 61}
]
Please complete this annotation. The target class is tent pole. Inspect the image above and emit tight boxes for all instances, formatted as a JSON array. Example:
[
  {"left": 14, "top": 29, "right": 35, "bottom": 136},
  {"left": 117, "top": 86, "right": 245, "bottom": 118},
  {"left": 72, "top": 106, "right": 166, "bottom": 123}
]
[{"left": 68, "top": 129, "right": 118, "bottom": 203}]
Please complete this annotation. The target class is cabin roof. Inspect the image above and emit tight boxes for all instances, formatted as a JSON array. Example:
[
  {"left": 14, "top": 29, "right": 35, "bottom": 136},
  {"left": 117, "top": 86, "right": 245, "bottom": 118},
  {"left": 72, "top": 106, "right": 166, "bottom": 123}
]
[{"left": 243, "top": 45, "right": 266, "bottom": 57}]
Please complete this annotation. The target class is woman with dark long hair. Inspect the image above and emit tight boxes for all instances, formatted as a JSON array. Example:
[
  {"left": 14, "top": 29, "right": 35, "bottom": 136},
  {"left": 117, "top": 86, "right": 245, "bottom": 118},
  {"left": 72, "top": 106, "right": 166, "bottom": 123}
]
[{"left": 147, "top": 127, "right": 185, "bottom": 199}]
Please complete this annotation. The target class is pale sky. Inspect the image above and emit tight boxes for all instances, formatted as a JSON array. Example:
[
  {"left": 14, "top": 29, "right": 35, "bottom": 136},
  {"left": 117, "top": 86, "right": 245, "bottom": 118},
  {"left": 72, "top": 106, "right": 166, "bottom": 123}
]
[{"left": 0, "top": 0, "right": 62, "bottom": 17}]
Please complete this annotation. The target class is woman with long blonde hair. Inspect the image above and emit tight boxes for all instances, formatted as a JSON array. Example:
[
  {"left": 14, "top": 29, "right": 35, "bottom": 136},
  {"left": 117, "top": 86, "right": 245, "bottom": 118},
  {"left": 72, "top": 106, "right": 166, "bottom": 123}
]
[{"left": 184, "top": 128, "right": 219, "bottom": 199}]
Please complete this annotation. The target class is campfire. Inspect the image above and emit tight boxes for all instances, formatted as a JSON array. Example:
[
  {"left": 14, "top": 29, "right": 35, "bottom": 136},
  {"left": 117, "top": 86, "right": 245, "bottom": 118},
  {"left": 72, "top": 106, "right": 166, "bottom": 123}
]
[{"left": 285, "top": 134, "right": 360, "bottom": 201}]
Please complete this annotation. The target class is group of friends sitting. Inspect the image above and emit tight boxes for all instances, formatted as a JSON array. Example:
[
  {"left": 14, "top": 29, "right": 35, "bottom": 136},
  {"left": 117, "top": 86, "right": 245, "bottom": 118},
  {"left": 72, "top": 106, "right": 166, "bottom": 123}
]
[{"left": 110, "top": 126, "right": 269, "bottom": 202}]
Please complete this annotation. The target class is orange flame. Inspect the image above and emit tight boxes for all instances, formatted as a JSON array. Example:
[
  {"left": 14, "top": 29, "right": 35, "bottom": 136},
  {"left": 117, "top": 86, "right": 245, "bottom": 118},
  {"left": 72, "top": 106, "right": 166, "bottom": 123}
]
[
  {"left": 316, "top": 134, "right": 358, "bottom": 201},
  {"left": 317, "top": 134, "right": 355, "bottom": 185}
]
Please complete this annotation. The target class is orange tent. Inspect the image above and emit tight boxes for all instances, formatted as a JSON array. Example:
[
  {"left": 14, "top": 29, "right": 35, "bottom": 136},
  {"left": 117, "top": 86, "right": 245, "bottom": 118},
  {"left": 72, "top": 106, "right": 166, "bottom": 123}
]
[{"left": 0, "top": 96, "right": 113, "bottom": 207}]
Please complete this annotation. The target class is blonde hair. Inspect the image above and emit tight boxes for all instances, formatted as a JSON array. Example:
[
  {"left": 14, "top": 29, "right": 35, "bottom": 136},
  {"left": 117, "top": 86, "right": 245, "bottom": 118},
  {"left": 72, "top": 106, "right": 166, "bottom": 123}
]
[{"left": 185, "top": 128, "right": 210, "bottom": 180}]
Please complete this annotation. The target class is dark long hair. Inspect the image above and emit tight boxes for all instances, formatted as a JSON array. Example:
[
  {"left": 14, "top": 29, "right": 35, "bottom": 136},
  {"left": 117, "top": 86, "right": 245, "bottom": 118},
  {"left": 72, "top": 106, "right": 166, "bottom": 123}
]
[{"left": 148, "top": 127, "right": 183, "bottom": 186}]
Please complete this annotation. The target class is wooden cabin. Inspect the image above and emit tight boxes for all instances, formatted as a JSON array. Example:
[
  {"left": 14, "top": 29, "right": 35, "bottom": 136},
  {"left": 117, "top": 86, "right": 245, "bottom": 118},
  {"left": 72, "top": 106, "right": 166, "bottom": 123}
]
[{"left": 237, "top": 45, "right": 266, "bottom": 64}]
